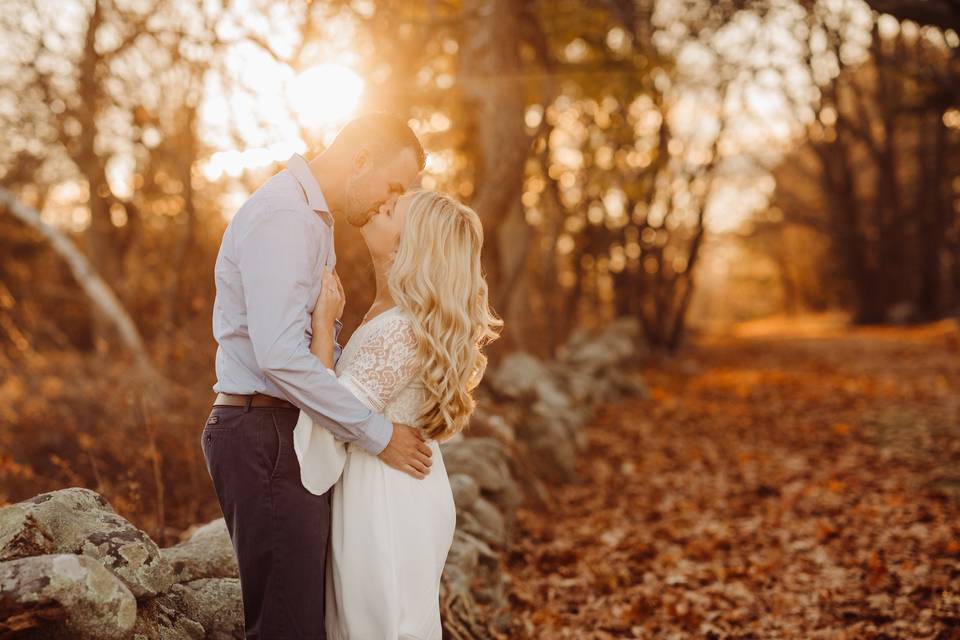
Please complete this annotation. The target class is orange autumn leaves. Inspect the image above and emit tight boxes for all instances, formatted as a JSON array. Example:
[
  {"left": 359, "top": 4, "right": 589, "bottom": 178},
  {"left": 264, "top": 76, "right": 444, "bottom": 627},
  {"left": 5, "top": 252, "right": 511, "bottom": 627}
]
[{"left": 502, "top": 322, "right": 960, "bottom": 639}]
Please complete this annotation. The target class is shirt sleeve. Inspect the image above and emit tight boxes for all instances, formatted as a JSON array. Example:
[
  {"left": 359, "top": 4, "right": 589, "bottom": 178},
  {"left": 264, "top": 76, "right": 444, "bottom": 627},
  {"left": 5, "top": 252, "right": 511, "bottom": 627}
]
[
  {"left": 333, "top": 318, "right": 344, "bottom": 366},
  {"left": 237, "top": 208, "right": 392, "bottom": 454},
  {"left": 338, "top": 315, "right": 419, "bottom": 412}
]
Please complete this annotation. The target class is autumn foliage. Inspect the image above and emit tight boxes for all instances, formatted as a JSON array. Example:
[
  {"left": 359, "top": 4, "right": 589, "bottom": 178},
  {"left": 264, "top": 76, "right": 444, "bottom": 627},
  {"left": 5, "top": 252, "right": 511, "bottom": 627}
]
[{"left": 504, "top": 318, "right": 960, "bottom": 638}]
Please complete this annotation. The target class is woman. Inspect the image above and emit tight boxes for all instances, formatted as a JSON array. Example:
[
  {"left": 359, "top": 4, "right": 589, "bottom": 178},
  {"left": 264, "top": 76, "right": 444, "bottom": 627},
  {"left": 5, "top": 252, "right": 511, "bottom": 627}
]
[{"left": 296, "top": 190, "right": 501, "bottom": 639}]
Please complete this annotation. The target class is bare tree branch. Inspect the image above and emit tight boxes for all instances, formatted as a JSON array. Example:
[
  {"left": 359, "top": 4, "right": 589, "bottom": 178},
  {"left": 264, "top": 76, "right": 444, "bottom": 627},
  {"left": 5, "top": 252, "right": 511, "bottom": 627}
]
[
  {"left": 0, "top": 187, "right": 163, "bottom": 382},
  {"left": 864, "top": 0, "right": 960, "bottom": 32}
]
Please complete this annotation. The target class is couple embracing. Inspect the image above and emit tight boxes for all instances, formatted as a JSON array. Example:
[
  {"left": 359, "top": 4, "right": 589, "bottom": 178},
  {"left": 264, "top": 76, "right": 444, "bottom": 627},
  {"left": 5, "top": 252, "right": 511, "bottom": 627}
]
[{"left": 201, "top": 113, "right": 501, "bottom": 639}]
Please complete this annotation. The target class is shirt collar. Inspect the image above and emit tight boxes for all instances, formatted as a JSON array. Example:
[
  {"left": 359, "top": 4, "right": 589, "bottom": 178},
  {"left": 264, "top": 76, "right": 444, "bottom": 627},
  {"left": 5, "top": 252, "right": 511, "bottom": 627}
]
[{"left": 286, "top": 153, "right": 333, "bottom": 227}]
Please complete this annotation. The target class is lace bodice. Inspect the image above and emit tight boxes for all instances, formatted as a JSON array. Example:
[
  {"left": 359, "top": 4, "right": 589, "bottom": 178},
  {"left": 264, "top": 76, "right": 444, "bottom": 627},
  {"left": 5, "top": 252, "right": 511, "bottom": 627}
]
[{"left": 336, "top": 307, "right": 425, "bottom": 428}]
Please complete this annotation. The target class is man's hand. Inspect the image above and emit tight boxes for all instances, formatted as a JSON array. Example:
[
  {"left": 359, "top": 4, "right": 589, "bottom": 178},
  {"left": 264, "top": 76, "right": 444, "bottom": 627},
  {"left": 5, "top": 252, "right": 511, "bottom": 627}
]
[{"left": 377, "top": 423, "right": 433, "bottom": 479}]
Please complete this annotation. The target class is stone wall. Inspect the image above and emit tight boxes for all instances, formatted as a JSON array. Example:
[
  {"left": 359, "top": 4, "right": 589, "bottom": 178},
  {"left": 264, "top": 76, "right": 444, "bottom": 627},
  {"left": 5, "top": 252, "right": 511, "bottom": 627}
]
[
  {"left": 439, "top": 318, "right": 647, "bottom": 638},
  {"left": 0, "top": 319, "right": 646, "bottom": 639}
]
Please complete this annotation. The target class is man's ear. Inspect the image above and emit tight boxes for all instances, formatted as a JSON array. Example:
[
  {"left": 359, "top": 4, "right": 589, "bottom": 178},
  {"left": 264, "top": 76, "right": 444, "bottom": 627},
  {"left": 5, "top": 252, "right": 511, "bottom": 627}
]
[{"left": 353, "top": 149, "right": 370, "bottom": 172}]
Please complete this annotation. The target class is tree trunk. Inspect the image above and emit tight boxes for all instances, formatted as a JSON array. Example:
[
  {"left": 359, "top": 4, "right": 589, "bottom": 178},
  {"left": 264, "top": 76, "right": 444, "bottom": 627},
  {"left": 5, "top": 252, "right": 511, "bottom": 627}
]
[
  {"left": 0, "top": 187, "right": 161, "bottom": 381},
  {"left": 457, "top": 0, "right": 530, "bottom": 345},
  {"left": 167, "top": 103, "right": 200, "bottom": 331},
  {"left": 916, "top": 112, "right": 950, "bottom": 320},
  {"left": 815, "top": 133, "right": 887, "bottom": 323},
  {"left": 863, "top": 0, "right": 960, "bottom": 33}
]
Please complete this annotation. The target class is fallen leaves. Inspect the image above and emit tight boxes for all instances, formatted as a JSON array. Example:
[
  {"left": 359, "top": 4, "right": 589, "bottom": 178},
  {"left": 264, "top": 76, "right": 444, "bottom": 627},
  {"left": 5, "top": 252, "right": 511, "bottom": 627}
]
[{"left": 503, "top": 323, "right": 960, "bottom": 638}]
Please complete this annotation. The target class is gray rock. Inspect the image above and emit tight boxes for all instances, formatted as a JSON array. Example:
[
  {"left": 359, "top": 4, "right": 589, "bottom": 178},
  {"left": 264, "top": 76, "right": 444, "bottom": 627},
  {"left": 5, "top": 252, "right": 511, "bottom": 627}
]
[
  {"left": 531, "top": 395, "right": 586, "bottom": 439},
  {"left": 486, "top": 414, "right": 516, "bottom": 443},
  {"left": 554, "top": 318, "right": 647, "bottom": 405},
  {"left": 441, "top": 564, "right": 472, "bottom": 599},
  {"left": 486, "top": 473, "right": 524, "bottom": 512},
  {"left": 467, "top": 410, "right": 516, "bottom": 444},
  {"left": 464, "top": 497, "right": 506, "bottom": 547},
  {"left": 443, "top": 528, "right": 500, "bottom": 595},
  {"left": 0, "top": 553, "right": 137, "bottom": 639},
  {"left": 609, "top": 370, "right": 650, "bottom": 399},
  {"left": 445, "top": 530, "right": 481, "bottom": 574},
  {"left": 0, "top": 488, "right": 173, "bottom": 598},
  {"left": 560, "top": 317, "right": 640, "bottom": 370},
  {"left": 161, "top": 518, "right": 238, "bottom": 583},
  {"left": 487, "top": 352, "right": 555, "bottom": 400},
  {"left": 449, "top": 474, "right": 480, "bottom": 511},
  {"left": 0, "top": 488, "right": 109, "bottom": 560},
  {"left": 504, "top": 359, "right": 575, "bottom": 430},
  {"left": 441, "top": 438, "right": 512, "bottom": 494},
  {"left": 131, "top": 585, "right": 205, "bottom": 640},
  {"left": 532, "top": 377, "right": 572, "bottom": 413},
  {"left": 561, "top": 369, "right": 605, "bottom": 404},
  {"left": 178, "top": 578, "right": 243, "bottom": 639},
  {"left": 565, "top": 368, "right": 647, "bottom": 405},
  {"left": 518, "top": 419, "right": 579, "bottom": 483}
]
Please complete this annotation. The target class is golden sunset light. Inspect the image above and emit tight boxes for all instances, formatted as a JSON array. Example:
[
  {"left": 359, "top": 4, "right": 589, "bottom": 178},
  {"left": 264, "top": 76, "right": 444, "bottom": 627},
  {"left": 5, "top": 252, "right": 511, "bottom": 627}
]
[
  {"left": 201, "top": 56, "right": 365, "bottom": 183},
  {"left": 288, "top": 63, "right": 365, "bottom": 128},
  {"left": 1, "top": 1, "right": 958, "bottom": 637}
]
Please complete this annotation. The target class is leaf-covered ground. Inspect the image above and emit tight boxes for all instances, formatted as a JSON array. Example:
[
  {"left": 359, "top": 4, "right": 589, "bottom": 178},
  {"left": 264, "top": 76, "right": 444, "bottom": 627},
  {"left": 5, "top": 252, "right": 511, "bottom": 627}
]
[{"left": 504, "top": 319, "right": 960, "bottom": 638}]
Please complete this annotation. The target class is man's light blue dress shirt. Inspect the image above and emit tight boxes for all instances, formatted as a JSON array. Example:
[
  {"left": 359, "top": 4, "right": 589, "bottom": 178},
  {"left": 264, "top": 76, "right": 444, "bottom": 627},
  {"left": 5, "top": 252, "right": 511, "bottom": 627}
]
[{"left": 212, "top": 154, "right": 392, "bottom": 455}]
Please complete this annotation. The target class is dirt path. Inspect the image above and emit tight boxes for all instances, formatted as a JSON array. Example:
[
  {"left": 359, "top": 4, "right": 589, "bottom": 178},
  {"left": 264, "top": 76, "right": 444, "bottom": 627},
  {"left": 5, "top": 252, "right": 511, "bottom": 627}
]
[{"left": 504, "top": 321, "right": 960, "bottom": 639}]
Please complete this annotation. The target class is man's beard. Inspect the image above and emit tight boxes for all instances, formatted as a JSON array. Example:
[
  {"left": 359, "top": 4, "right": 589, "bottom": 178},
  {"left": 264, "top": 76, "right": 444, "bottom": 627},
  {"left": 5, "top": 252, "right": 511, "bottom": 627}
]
[{"left": 344, "top": 190, "right": 379, "bottom": 227}]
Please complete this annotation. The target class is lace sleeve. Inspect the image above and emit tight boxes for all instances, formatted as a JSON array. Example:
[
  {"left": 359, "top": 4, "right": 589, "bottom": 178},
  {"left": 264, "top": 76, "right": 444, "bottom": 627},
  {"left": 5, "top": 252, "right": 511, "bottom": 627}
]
[{"left": 339, "top": 315, "right": 419, "bottom": 412}]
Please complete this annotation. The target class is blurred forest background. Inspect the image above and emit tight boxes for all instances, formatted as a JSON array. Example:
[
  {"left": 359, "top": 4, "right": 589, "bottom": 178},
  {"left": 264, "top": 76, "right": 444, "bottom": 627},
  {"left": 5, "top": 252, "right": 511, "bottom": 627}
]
[{"left": 0, "top": 0, "right": 958, "bottom": 545}]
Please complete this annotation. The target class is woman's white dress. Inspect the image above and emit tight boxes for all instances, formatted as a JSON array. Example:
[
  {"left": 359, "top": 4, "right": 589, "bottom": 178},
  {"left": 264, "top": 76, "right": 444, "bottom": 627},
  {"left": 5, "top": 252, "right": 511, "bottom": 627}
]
[{"left": 293, "top": 307, "right": 456, "bottom": 640}]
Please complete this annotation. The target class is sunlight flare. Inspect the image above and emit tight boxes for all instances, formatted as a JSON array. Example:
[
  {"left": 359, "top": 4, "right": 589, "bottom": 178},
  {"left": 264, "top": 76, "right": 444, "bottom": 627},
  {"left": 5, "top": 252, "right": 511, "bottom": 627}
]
[{"left": 287, "top": 63, "right": 365, "bottom": 129}]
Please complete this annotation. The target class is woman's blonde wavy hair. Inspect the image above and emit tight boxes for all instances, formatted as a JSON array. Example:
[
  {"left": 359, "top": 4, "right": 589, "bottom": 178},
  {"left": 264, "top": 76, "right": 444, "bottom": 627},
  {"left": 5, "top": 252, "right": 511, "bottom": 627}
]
[{"left": 388, "top": 190, "right": 502, "bottom": 441}]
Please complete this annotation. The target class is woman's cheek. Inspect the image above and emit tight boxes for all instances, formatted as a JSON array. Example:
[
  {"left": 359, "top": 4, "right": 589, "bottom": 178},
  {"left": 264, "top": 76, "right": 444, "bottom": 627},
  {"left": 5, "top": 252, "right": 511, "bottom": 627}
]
[{"left": 391, "top": 222, "right": 403, "bottom": 246}]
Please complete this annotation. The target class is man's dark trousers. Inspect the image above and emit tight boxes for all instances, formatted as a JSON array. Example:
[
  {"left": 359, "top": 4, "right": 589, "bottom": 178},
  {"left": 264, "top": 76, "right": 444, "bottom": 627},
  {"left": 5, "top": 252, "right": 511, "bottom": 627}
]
[{"left": 201, "top": 404, "right": 330, "bottom": 640}]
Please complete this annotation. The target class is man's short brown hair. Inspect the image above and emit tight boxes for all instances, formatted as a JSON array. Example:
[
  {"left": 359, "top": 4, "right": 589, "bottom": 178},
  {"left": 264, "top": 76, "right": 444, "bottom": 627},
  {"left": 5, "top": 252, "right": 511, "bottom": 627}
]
[{"left": 331, "top": 112, "right": 426, "bottom": 170}]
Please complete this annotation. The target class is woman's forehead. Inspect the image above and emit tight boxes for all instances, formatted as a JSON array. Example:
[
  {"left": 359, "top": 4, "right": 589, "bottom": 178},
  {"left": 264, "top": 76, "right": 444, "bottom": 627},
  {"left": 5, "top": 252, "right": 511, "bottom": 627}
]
[{"left": 396, "top": 192, "right": 416, "bottom": 211}]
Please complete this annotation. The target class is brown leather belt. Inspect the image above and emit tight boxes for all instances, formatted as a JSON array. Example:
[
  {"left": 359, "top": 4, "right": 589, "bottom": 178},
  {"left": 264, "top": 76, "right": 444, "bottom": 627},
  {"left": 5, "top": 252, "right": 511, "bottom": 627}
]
[{"left": 214, "top": 392, "right": 296, "bottom": 410}]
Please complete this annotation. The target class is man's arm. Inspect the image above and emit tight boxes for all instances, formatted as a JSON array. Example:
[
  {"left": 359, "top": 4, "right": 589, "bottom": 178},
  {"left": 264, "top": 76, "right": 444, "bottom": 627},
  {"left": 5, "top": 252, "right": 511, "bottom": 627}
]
[
  {"left": 332, "top": 318, "right": 344, "bottom": 366},
  {"left": 306, "top": 319, "right": 342, "bottom": 366},
  {"left": 237, "top": 208, "right": 391, "bottom": 455}
]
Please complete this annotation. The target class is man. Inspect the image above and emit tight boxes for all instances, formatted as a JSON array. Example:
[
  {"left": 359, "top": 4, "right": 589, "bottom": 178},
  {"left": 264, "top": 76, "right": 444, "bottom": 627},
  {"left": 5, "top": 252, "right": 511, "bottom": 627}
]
[{"left": 201, "top": 113, "right": 432, "bottom": 639}]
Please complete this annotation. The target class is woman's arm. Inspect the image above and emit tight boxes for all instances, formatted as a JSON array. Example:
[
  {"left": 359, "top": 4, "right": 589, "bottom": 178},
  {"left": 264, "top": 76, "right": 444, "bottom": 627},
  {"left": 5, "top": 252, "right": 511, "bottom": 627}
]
[
  {"left": 338, "top": 314, "right": 419, "bottom": 413},
  {"left": 310, "top": 270, "right": 344, "bottom": 370},
  {"left": 310, "top": 323, "right": 336, "bottom": 370}
]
